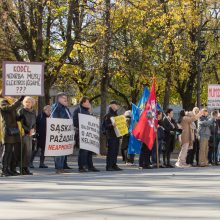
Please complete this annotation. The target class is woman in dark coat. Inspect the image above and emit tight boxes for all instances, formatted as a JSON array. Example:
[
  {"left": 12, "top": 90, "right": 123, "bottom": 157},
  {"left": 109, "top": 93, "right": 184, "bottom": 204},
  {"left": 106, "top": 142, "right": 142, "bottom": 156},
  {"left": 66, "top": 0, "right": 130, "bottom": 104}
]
[
  {"left": 30, "top": 105, "right": 51, "bottom": 168},
  {"left": 163, "top": 108, "right": 178, "bottom": 168},
  {"left": 0, "top": 95, "right": 24, "bottom": 176}
]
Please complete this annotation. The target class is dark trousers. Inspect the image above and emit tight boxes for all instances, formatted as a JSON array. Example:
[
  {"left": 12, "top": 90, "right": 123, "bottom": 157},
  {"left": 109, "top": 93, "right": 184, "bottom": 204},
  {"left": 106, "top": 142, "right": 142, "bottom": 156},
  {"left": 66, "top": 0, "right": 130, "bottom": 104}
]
[
  {"left": 208, "top": 138, "right": 219, "bottom": 164},
  {"left": 78, "top": 149, "right": 93, "bottom": 169},
  {"left": 163, "top": 134, "right": 175, "bottom": 165},
  {"left": 152, "top": 141, "right": 161, "bottom": 164},
  {"left": 31, "top": 144, "right": 45, "bottom": 166},
  {"left": 139, "top": 143, "right": 151, "bottom": 167},
  {"left": 106, "top": 138, "right": 120, "bottom": 168},
  {"left": 186, "top": 138, "right": 199, "bottom": 165},
  {"left": 22, "top": 136, "right": 33, "bottom": 168},
  {"left": 2, "top": 142, "right": 21, "bottom": 171}
]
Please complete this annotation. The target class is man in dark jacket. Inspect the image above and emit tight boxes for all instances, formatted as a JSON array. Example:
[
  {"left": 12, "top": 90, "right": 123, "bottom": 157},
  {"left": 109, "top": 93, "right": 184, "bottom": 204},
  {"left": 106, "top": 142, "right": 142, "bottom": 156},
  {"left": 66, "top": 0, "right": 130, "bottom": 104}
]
[
  {"left": 0, "top": 95, "right": 24, "bottom": 176},
  {"left": 51, "top": 92, "right": 72, "bottom": 174},
  {"left": 30, "top": 105, "right": 51, "bottom": 168},
  {"left": 104, "top": 100, "right": 122, "bottom": 171},
  {"left": 73, "top": 96, "right": 99, "bottom": 172}
]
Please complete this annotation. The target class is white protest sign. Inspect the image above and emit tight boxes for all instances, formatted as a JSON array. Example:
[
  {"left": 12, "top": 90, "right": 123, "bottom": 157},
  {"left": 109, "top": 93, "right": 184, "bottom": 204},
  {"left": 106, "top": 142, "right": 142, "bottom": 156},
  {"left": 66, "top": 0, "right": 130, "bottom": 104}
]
[
  {"left": 2, "top": 61, "right": 44, "bottom": 96},
  {"left": 79, "top": 114, "right": 100, "bottom": 154},
  {"left": 208, "top": 84, "right": 220, "bottom": 109},
  {"left": 44, "top": 118, "right": 75, "bottom": 156}
]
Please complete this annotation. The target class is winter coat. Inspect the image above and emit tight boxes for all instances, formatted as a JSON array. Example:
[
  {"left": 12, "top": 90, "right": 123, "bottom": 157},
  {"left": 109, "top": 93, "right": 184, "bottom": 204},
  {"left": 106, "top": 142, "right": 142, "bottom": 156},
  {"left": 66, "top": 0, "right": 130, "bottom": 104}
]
[
  {"left": 73, "top": 104, "right": 90, "bottom": 129},
  {"left": 0, "top": 98, "right": 22, "bottom": 144},
  {"left": 18, "top": 108, "right": 36, "bottom": 135},
  {"left": 198, "top": 116, "right": 214, "bottom": 139},
  {"left": 36, "top": 111, "right": 48, "bottom": 149},
  {"left": 180, "top": 115, "right": 197, "bottom": 146},
  {"left": 51, "top": 102, "right": 72, "bottom": 119},
  {"left": 104, "top": 107, "right": 119, "bottom": 139}
]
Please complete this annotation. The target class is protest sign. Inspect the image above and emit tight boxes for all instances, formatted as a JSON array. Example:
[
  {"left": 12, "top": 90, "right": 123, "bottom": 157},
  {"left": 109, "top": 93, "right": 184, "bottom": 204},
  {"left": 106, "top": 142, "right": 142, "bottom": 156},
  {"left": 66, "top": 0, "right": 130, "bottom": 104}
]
[
  {"left": 44, "top": 118, "right": 75, "bottom": 156},
  {"left": 79, "top": 114, "right": 100, "bottom": 154},
  {"left": 111, "top": 115, "right": 128, "bottom": 137},
  {"left": 2, "top": 61, "right": 44, "bottom": 96},
  {"left": 208, "top": 84, "right": 220, "bottom": 109}
]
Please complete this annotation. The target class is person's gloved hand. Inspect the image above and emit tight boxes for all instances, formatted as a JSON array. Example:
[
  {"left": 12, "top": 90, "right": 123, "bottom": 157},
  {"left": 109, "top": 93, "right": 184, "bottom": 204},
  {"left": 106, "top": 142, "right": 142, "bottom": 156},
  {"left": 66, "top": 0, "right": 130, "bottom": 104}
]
[{"left": 18, "top": 96, "right": 25, "bottom": 102}]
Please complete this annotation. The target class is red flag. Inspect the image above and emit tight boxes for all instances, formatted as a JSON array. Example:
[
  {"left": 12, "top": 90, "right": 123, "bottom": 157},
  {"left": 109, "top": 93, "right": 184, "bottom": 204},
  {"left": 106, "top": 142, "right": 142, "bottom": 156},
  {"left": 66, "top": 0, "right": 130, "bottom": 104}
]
[{"left": 132, "top": 79, "right": 158, "bottom": 150}]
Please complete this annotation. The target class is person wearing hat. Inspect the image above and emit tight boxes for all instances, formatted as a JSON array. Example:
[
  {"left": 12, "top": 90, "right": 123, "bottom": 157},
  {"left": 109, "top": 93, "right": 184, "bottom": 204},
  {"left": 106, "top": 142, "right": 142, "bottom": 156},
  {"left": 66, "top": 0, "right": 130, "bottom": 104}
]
[
  {"left": 51, "top": 92, "right": 72, "bottom": 174},
  {"left": 73, "top": 96, "right": 99, "bottom": 172},
  {"left": 104, "top": 100, "right": 123, "bottom": 171}
]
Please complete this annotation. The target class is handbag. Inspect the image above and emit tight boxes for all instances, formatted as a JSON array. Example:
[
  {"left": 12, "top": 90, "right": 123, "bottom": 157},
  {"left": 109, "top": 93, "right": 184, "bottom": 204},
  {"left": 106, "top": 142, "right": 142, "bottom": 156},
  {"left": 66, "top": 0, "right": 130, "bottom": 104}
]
[{"left": 7, "top": 127, "right": 20, "bottom": 136}]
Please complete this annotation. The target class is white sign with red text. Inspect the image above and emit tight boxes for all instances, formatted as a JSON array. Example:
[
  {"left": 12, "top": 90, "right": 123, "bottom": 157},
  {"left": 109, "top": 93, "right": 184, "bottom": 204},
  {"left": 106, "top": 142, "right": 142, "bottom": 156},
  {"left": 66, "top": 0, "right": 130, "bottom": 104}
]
[
  {"left": 208, "top": 84, "right": 220, "bottom": 108},
  {"left": 44, "top": 118, "right": 75, "bottom": 156}
]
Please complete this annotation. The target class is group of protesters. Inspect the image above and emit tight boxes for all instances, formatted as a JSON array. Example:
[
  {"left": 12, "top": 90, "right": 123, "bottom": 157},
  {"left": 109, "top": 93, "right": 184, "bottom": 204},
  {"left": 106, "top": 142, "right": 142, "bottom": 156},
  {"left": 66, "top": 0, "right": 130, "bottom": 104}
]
[{"left": 1, "top": 90, "right": 220, "bottom": 177}]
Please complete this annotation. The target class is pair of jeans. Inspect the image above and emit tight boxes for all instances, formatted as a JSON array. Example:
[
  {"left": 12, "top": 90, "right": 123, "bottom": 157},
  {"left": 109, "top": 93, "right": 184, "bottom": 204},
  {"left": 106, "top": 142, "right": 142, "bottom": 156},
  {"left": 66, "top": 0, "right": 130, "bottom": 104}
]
[
  {"left": 78, "top": 149, "right": 93, "bottom": 169},
  {"left": 106, "top": 138, "right": 120, "bottom": 168},
  {"left": 54, "top": 156, "right": 65, "bottom": 169}
]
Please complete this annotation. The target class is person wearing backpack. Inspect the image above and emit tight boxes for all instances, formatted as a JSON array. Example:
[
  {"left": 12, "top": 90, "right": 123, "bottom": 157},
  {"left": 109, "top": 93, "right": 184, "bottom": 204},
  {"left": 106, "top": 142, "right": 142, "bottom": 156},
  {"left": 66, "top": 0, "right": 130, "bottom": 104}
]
[
  {"left": 104, "top": 100, "right": 123, "bottom": 171},
  {"left": 73, "top": 96, "right": 99, "bottom": 172}
]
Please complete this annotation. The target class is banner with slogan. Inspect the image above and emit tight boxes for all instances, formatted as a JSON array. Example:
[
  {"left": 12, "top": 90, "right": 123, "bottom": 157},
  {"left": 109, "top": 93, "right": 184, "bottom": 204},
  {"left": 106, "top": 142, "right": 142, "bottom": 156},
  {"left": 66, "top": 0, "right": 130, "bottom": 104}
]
[
  {"left": 44, "top": 118, "right": 75, "bottom": 156},
  {"left": 208, "top": 84, "right": 220, "bottom": 109},
  {"left": 111, "top": 115, "right": 128, "bottom": 137},
  {"left": 79, "top": 114, "right": 100, "bottom": 154},
  {"left": 2, "top": 61, "right": 44, "bottom": 96}
]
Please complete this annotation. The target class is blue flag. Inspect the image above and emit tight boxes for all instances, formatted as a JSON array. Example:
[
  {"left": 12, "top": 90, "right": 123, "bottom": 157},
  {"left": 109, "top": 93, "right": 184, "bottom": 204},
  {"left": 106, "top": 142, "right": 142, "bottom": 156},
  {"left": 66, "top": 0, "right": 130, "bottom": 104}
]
[{"left": 128, "top": 104, "right": 142, "bottom": 154}]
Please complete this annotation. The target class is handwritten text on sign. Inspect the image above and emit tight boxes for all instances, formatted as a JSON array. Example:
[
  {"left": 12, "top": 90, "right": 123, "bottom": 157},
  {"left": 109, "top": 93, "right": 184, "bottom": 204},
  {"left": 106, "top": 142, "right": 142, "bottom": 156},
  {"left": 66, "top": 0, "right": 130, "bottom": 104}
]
[
  {"left": 79, "top": 114, "right": 100, "bottom": 154},
  {"left": 111, "top": 115, "right": 128, "bottom": 137},
  {"left": 44, "top": 118, "right": 75, "bottom": 156},
  {"left": 2, "top": 61, "right": 44, "bottom": 96},
  {"left": 208, "top": 84, "right": 220, "bottom": 108}
]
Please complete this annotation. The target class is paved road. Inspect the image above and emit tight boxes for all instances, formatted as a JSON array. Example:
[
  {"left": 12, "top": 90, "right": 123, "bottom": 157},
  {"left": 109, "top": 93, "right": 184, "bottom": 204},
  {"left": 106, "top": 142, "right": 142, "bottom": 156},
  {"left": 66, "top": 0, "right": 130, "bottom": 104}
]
[{"left": 0, "top": 157, "right": 220, "bottom": 220}]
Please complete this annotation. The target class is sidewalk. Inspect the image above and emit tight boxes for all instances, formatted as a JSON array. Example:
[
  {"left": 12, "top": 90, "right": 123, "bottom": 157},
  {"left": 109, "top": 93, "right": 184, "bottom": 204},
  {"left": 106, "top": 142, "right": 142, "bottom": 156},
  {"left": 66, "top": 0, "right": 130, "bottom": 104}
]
[{"left": 1, "top": 156, "right": 220, "bottom": 220}]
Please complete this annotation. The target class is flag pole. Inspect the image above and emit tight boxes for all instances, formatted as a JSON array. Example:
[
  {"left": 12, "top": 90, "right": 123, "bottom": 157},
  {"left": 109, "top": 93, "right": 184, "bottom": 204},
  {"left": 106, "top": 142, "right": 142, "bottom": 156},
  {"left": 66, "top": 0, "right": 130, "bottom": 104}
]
[{"left": 156, "top": 131, "right": 159, "bottom": 169}]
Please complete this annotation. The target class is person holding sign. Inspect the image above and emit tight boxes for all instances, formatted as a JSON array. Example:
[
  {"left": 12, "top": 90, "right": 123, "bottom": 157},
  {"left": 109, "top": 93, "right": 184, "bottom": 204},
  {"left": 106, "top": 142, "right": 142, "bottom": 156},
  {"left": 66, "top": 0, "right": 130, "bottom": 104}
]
[
  {"left": 73, "top": 96, "right": 99, "bottom": 172},
  {"left": 18, "top": 96, "right": 36, "bottom": 175},
  {"left": 51, "top": 92, "right": 72, "bottom": 174},
  {"left": 104, "top": 100, "right": 123, "bottom": 171},
  {"left": 0, "top": 92, "right": 24, "bottom": 177}
]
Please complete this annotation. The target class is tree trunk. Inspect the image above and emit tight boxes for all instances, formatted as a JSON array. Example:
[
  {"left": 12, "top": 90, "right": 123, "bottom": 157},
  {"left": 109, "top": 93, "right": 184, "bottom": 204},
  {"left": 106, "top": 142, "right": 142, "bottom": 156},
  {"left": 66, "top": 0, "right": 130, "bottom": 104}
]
[
  {"left": 163, "top": 71, "right": 171, "bottom": 110},
  {"left": 100, "top": 0, "right": 111, "bottom": 155}
]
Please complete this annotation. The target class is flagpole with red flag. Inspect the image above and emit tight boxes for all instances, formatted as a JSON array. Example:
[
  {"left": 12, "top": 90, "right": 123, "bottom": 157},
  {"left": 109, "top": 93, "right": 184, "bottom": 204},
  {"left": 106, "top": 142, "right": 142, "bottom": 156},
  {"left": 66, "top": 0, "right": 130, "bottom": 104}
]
[{"left": 132, "top": 78, "right": 158, "bottom": 152}]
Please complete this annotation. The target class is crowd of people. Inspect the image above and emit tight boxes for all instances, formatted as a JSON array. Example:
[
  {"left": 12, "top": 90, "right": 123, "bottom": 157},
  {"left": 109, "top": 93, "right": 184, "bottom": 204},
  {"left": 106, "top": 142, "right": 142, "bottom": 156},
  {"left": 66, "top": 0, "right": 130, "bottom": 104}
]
[{"left": 1, "top": 91, "right": 220, "bottom": 177}]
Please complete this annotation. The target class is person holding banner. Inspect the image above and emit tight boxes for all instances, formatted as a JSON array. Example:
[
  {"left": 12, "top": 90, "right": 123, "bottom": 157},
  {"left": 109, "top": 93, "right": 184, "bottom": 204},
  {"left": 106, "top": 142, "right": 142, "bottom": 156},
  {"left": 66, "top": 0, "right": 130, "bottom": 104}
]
[
  {"left": 73, "top": 96, "right": 99, "bottom": 172},
  {"left": 18, "top": 96, "right": 36, "bottom": 175},
  {"left": 51, "top": 92, "right": 72, "bottom": 174},
  {"left": 104, "top": 100, "right": 123, "bottom": 171},
  {"left": 0, "top": 93, "right": 24, "bottom": 177}
]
